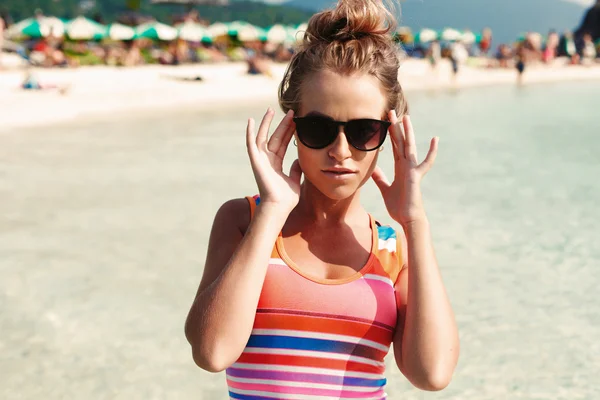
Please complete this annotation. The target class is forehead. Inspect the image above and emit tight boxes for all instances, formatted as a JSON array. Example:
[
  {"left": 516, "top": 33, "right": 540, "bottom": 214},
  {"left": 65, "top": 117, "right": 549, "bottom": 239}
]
[{"left": 299, "top": 70, "right": 387, "bottom": 120}]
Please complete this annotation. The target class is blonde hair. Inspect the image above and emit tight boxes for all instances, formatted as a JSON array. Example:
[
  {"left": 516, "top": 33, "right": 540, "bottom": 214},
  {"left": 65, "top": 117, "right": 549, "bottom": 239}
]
[{"left": 278, "top": 0, "right": 408, "bottom": 117}]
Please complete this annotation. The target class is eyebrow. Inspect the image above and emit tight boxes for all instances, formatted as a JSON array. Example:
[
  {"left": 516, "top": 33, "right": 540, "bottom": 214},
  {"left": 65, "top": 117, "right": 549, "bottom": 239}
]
[{"left": 304, "top": 111, "right": 333, "bottom": 119}]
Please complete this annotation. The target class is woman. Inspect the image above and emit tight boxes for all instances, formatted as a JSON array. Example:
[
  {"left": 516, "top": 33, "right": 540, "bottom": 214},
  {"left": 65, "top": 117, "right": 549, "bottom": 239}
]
[{"left": 184, "top": 0, "right": 459, "bottom": 397}]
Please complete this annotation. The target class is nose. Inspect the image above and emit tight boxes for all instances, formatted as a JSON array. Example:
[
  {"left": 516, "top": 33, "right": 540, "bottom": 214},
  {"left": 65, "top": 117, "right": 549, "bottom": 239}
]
[{"left": 328, "top": 127, "right": 353, "bottom": 161}]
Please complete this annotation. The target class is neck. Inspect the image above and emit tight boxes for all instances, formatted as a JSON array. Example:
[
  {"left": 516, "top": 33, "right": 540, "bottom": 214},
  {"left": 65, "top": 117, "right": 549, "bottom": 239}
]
[{"left": 294, "top": 179, "right": 365, "bottom": 226}]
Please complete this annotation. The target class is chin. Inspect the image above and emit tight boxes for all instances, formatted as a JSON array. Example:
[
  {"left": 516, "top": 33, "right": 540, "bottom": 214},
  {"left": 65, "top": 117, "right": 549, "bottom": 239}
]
[{"left": 309, "top": 178, "right": 361, "bottom": 201}]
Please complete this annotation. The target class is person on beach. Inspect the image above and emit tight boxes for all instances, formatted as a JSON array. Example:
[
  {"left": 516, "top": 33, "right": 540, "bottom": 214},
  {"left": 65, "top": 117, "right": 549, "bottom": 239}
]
[{"left": 184, "top": 0, "right": 459, "bottom": 397}]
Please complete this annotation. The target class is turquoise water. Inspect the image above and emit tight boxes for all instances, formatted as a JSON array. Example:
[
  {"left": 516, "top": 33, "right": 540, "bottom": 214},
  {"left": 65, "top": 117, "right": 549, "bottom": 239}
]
[{"left": 1, "top": 81, "right": 599, "bottom": 399}]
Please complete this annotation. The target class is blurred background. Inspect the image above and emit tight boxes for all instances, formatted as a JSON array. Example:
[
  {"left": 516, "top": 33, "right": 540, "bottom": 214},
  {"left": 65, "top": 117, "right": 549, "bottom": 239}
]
[{"left": 1, "top": 1, "right": 599, "bottom": 399}]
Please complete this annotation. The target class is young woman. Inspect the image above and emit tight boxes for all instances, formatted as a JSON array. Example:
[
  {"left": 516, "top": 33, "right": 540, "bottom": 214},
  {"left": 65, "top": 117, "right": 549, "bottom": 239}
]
[{"left": 185, "top": 0, "right": 459, "bottom": 397}]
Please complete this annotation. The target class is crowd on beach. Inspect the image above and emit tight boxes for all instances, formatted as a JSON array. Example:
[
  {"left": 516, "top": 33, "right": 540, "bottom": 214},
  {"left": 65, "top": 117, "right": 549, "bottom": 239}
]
[{"left": 1, "top": 7, "right": 600, "bottom": 87}]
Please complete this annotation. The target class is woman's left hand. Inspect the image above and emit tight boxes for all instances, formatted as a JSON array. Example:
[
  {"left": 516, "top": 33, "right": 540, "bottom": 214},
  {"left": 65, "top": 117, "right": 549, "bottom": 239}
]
[{"left": 371, "top": 111, "right": 438, "bottom": 227}]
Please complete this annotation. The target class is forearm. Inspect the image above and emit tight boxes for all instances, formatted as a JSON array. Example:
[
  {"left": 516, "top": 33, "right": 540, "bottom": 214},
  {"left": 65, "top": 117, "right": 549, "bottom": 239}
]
[
  {"left": 185, "top": 206, "right": 285, "bottom": 371},
  {"left": 400, "top": 218, "right": 459, "bottom": 389}
]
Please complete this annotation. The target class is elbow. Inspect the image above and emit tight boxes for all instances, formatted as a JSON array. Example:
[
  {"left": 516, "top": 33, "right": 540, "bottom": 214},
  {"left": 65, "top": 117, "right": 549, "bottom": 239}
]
[
  {"left": 410, "top": 370, "right": 453, "bottom": 392},
  {"left": 190, "top": 346, "right": 229, "bottom": 373}
]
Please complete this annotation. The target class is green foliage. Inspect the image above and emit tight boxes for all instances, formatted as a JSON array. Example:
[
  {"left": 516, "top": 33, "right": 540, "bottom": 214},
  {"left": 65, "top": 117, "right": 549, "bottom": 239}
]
[{"left": 1, "top": 0, "right": 313, "bottom": 28}]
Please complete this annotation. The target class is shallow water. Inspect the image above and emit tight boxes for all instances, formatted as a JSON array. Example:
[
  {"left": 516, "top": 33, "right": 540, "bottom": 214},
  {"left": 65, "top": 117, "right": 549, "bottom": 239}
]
[{"left": 1, "top": 81, "right": 599, "bottom": 400}]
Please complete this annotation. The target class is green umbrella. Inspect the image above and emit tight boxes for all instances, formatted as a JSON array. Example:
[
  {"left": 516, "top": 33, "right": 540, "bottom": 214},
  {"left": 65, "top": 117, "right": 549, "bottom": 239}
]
[
  {"left": 136, "top": 21, "right": 178, "bottom": 41},
  {"left": 8, "top": 17, "right": 65, "bottom": 38},
  {"left": 207, "top": 22, "right": 228, "bottom": 37},
  {"left": 414, "top": 28, "right": 438, "bottom": 43},
  {"left": 226, "top": 20, "right": 253, "bottom": 36},
  {"left": 66, "top": 16, "right": 106, "bottom": 40}
]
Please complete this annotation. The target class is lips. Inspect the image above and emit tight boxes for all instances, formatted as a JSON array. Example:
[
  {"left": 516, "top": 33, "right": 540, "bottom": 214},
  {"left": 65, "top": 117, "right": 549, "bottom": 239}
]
[{"left": 322, "top": 168, "right": 357, "bottom": 178}]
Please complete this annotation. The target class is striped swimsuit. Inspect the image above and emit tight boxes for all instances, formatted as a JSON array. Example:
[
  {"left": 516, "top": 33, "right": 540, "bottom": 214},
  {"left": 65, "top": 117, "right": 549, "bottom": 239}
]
[{"left": 227, "top": 195, "right": 404, "bottom": 400}]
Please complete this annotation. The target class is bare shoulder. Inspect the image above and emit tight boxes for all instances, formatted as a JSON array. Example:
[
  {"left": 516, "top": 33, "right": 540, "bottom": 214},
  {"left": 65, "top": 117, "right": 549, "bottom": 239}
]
[
  {"left": 215, "top": 197, "right": 252, "bottom": 235},
  {"left": 197, "top": 198, "right": 251, "bottom": 293}
]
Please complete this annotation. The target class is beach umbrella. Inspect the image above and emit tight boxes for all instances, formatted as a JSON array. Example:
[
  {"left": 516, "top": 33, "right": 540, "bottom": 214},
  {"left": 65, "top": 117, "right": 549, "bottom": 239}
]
[
  {"left": 7, "top": 17, "right": 65, "bottom": 38},
  {"left": 292, "top": 22, "right": 308, "bottom": 42},
  {"left": 440, "top": 28, "right": 463, "bottom": 42},
  {"left": 461, "top": 31, "right": 480, "bottom": 45},
  {"left": 150, "top": 0, "right": 229, "bottom": 7},
  {"left": 414, "top": 28, "right": 438, "bottom": 43},
  {"left": 237, "top": 24, "right": 267, "bottom": 42},
  {"left": 207, "top": 22, "right": 228, "bottom": 37},
  {"left": 176, "top": 21, "right": 212, "bottom": 42},
  {"left": 266, "top": 24, "right": 289, "bottom": 44},
  {"left": 66, "top": 16, "right": 106, "bottom": 40},
  {"left": 225, "top": 20, "right": 253, "bottom": 36},
  {"left": 104, "top": 23, "right": 136, "bottom": 40},
  {"left": 136, "top": 21, "right": 178, "bottom": 41}
]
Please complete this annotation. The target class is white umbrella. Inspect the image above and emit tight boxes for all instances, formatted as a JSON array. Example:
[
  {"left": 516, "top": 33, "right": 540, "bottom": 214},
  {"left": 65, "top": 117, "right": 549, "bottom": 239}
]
[
  {"left": 237, "top": 25, "right": 267, "bottom": 42},
  {"left": 461, "top": 31, "right": 477, "bottom": 45},
  {"left": 441, "top": 28, "right": 463, "bottom": 42},
  {"left": 66, "top": 16, "right": 105, "bottom": 40},
  {"left": 415, "top": 28, "right": 437, "bottom": 43},
  {"left": 266, "top": 24, "right": 288, "bottom": 44},
  {"left": 207, "top": 22, "right": 228, "bottom": 37},
  {"left": 106, "top": 23, "right": 136, "bottom": 41},
  {"left": 176, "top": 21, "right": 211, "bottom": 42}
]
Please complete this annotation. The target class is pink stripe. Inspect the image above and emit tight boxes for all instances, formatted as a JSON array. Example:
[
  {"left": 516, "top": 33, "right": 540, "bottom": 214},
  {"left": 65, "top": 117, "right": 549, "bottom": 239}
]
[{"left": 227, "top": 379, "right": 385, "bottom": 398}]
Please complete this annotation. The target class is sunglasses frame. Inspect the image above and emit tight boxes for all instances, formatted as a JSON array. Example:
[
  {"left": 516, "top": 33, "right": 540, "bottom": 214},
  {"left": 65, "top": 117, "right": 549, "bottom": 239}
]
[{"left": 293, "top": 116, "right": 391, "bottom": 152}]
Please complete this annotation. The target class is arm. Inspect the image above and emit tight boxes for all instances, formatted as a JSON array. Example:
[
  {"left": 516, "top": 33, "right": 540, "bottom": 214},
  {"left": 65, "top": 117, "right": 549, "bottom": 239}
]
[
  {"left": 372, "top": 112, "right": 459, "bottom": 390},
  {"left": 184, "top": 198, "right": 287, "bottom": 373},
  {"left": 392, "top": 219, "right": 459, "bottom": 391},
  {"left": 184, "top": 108, "right": 301, "bottom": 373}
]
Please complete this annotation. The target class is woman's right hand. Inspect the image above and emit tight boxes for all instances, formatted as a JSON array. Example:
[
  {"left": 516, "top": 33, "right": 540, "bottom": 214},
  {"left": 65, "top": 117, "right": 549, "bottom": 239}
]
[{"left": 246, "top": 108, "right": 302, "bottom": 217}]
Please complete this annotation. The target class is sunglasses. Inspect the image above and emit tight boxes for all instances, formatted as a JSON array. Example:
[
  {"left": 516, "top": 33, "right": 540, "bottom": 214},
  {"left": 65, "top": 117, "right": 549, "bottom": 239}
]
[{"left": 293, "top": 116, "right": 391, "bottom": 152}]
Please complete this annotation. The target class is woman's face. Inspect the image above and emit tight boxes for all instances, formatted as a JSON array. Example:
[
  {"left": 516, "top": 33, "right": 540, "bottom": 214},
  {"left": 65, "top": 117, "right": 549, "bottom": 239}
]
[{"left": 297, "top": 70, "right": 388, "bottom": 201}]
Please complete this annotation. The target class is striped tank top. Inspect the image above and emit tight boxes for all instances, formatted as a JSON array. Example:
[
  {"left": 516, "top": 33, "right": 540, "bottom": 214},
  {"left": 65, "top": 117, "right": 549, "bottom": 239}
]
[{"left": 227, "top": 195, "right": 404, "bottom": 400}]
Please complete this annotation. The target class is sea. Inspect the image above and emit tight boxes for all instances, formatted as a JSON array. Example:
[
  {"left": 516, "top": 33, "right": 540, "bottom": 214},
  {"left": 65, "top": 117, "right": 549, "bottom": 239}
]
[{"left": 1, "top": 81, "right": 599, "bottom": 400}]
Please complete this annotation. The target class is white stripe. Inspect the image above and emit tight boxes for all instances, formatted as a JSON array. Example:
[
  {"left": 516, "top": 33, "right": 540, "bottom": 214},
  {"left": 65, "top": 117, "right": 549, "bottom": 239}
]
[
  {"left": 228, "top": 387, "right": 384, "bottom": 400},
  {"left": 269, "top": 258, "right": 287, "bottom": 266},
  {"left": 362, "top": 274, "right": 394, "bottom": 287},
  {"left": 252, "top": 329, "right": 389, "bottom": 353},
  {"left": 242, "top": 347, "right": 385, "bottom": 368},
  {"left": 226, "top": 376, "right": 380, "bottom": 392},
  {"left": 377, "top": 238, "right": 396, "bottom": 253},
  {"left": 230, "top": 362, "right": 385, "bottom": 380}
]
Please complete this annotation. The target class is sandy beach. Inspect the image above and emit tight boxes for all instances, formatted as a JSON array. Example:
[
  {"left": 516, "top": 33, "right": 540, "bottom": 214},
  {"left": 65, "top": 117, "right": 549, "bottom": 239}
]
[{"left": 2, "top": 56, "right": 600, "bottom": 131}]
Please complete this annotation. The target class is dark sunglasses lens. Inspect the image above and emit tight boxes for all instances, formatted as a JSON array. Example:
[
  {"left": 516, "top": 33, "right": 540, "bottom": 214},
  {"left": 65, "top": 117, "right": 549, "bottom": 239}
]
[
  {"left": 346, "top": 120, "right": 387, "bottom": 150},
  {"left": 295, "top": 118, "right": 337, "bottom": 149}
]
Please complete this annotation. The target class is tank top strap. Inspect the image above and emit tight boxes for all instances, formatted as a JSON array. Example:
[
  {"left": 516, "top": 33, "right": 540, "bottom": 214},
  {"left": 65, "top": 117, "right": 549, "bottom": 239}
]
[
  {"left": 373, "top": 220, "right": 404, "bottom": 285},
  {"left": 245, "top": 195, "right": 281, "bottom": 259},
  {"left": 245, "top": 194, "right": 261, "bottom": 219}
]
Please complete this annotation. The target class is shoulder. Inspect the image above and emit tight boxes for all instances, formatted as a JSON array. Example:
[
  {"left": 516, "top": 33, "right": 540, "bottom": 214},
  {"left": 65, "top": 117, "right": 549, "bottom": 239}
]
[{"left": 214, "top": 197, "right": 252, "bottom": 236}]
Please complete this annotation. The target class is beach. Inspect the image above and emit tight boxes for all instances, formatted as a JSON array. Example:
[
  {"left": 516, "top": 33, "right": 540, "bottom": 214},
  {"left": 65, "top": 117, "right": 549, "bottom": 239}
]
[
  {"left": 2, "top": 81, "right": 599, "bottom": 399},
  {"left": 2, "top": 57, "right": 600, "bottom": 131}
]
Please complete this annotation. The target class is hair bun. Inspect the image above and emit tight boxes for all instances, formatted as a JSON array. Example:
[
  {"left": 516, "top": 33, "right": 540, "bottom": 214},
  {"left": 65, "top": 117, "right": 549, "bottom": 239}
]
[{"left": 304, "top": 0, "right": 396, "bottom": 44}]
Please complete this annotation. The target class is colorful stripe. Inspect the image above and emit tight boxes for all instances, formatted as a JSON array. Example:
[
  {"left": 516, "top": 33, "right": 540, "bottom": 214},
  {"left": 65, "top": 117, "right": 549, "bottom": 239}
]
[{"left": 226, "top": 196, "right": 401, "bottom": 398}]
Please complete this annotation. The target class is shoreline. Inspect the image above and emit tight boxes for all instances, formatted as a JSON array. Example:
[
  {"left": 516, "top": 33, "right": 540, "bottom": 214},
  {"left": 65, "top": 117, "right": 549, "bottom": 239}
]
[{"left": 2, "top": 58, "right": 600, "bottom": 131}]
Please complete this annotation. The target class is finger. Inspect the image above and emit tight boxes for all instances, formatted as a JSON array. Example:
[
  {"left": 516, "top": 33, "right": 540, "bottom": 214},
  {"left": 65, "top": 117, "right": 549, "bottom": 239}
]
[
  {"left": 289, "top": 159, "right": 303, "bottom": 185},
  {"left": 417, "top": 137, "right": 439, "bottom": 175},
  {"left": 256, "top": 108, "right": 275, "bottom": 149},
  {"left": 276, "top": 112, "right": 297, "bottom": 160},
  {"left": 403, "top": 115, "right": 418, "bottom": 164},
  {"left": 246, "top": 118, "right": 257, "bottom": 156},
  {"left": 388, "top": 110, "right": 405, "bottom": 161},
  {"left": 268, "top": 109, "right": 294, "bottom": 154},
  {"left": 371, "top": 166, "right": 391, "bottom": 193}
]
